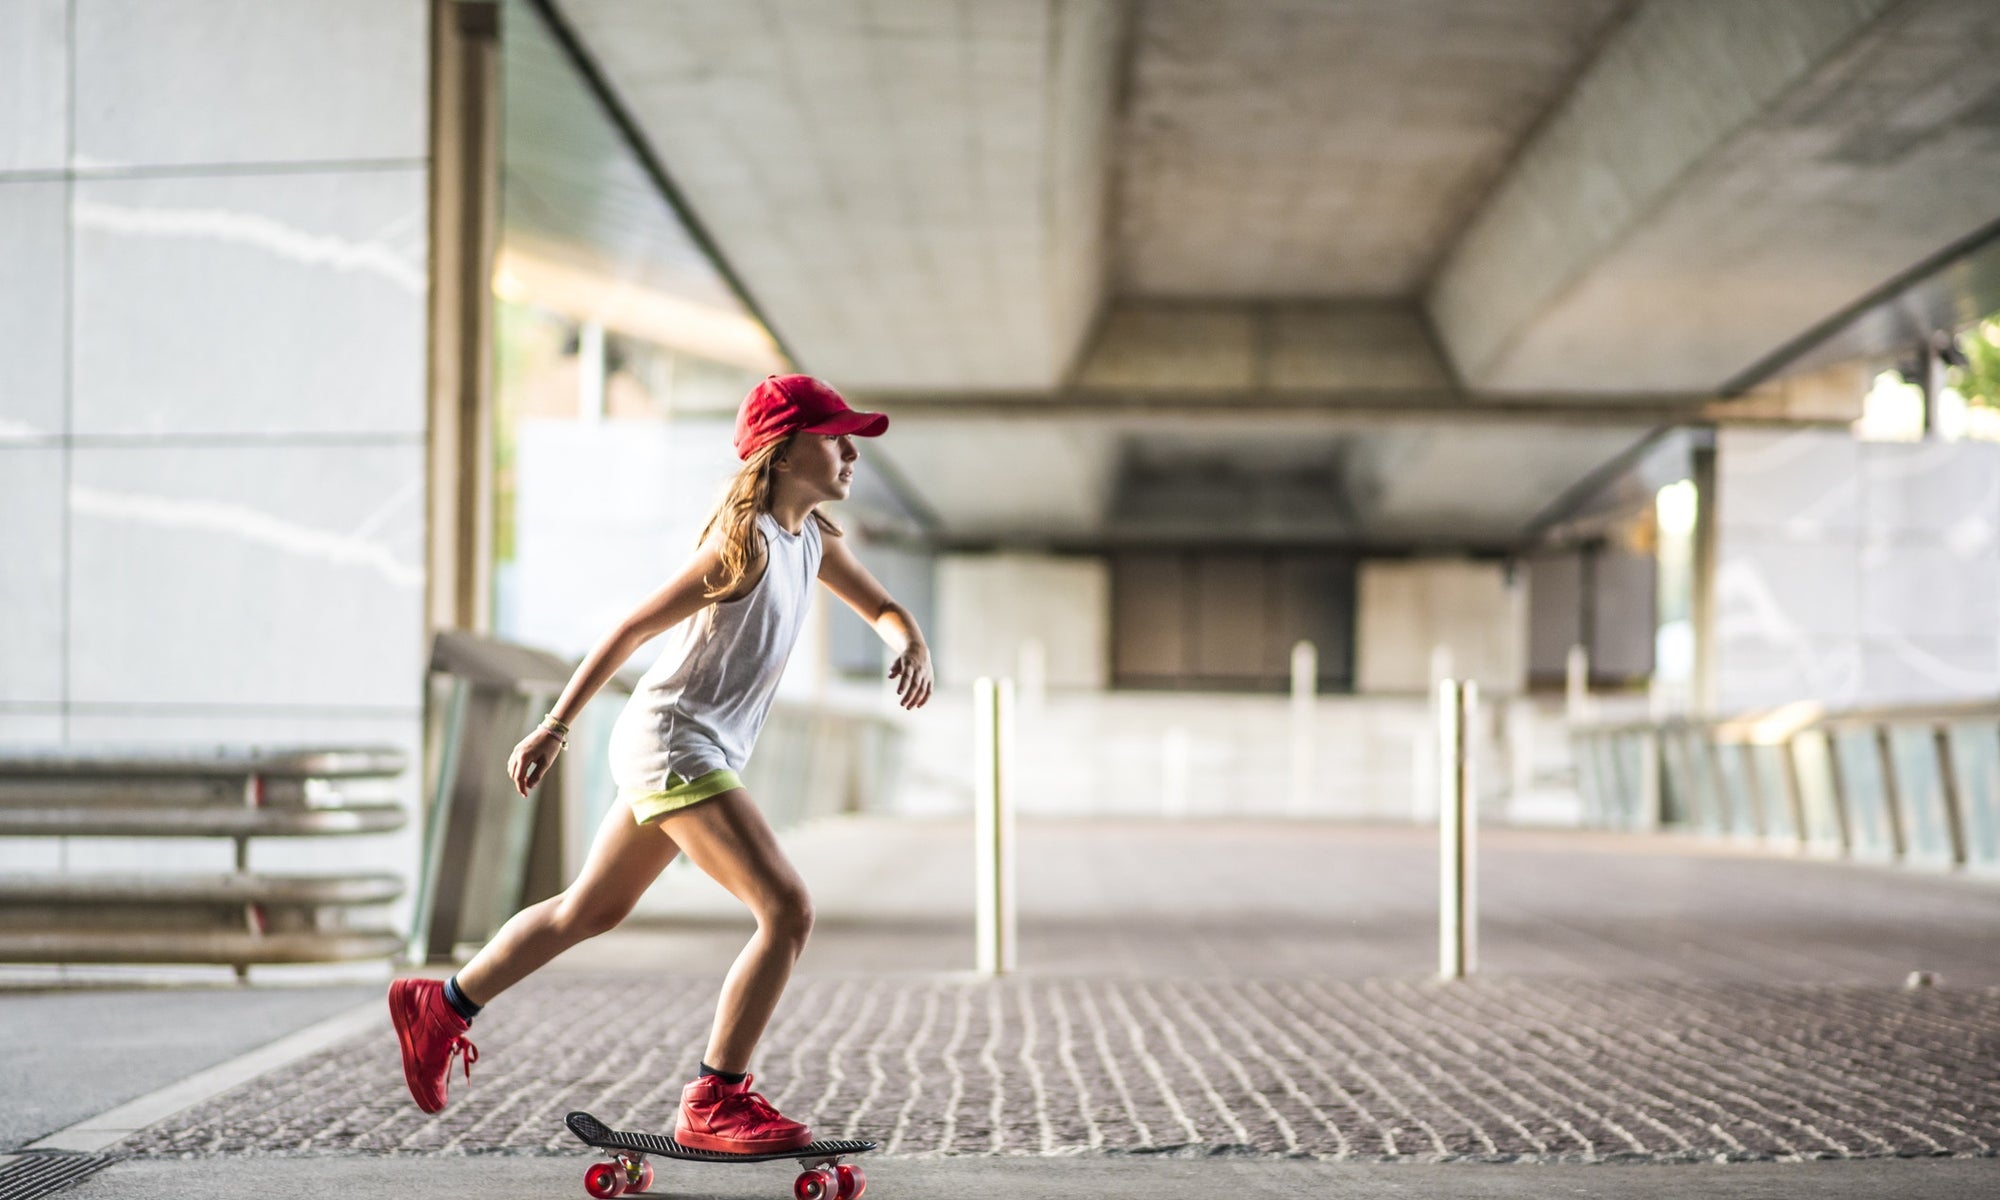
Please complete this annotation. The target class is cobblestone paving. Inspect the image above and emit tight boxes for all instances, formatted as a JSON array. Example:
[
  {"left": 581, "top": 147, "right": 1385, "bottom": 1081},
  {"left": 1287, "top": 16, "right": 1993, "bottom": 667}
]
[{"left": 123, "top": 973, "right": 2000, "bottom": 1164}]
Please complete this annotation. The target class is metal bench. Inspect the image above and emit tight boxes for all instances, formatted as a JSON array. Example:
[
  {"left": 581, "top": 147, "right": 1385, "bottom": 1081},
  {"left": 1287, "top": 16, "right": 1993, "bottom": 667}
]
[{"left": 0, "top": 745, "right": 409, "bottom": 977}]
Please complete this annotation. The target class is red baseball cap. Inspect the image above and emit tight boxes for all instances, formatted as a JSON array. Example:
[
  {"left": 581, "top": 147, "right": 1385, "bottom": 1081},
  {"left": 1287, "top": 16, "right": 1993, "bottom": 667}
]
[{"left": 733, "top": 374, "right": 889, "bottom": 460}]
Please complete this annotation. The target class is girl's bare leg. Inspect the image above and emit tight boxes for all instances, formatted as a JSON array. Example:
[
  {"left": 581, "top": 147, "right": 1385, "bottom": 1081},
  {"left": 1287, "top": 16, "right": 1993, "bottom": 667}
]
[
  {"left": 453, "top": 795, "right": 681, "bottom": 1006},
  {"left": 655, "top": 789, "right": 813, "bottom": 1072}
]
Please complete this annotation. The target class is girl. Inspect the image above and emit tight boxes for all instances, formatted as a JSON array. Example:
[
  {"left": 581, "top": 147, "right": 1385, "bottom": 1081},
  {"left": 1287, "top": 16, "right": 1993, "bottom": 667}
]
[{"left": 389, "top": 374, "right": 933, "bottom": 1153}]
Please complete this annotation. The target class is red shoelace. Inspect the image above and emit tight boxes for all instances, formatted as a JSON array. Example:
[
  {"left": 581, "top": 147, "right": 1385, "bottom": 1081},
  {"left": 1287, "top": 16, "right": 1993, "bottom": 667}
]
[
  {"left": 447, "top": 1035, "right": 479, "bottom": 1080},
  {"left": 716, "top": 1090, "right": 787, "bottom": 1125}
]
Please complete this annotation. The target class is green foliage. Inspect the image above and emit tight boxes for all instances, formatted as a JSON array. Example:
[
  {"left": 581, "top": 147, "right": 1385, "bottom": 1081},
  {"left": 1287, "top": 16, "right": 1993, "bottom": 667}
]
[{"left": 1949, "top": 319, "right": 2000, "bottom": 410}]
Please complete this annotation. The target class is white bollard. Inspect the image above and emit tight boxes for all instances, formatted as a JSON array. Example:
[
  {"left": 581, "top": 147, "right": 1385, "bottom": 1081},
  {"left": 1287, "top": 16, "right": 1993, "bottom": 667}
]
[
  {"left": 974, "top": 677, "right": 1017, "bottom": 977},
  {"left": 1566, "top": 643, "right": 1591, "bottom": 723},
  {"left": 1438, "top": 678, "right": 1478, "bottom": 980},
  {"left": 1289, "top": 640, "right": 1317, "bottom": 816}
]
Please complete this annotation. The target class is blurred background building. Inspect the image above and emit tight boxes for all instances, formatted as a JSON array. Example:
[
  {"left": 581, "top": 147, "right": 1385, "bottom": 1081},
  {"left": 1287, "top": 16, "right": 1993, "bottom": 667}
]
[{"left": 4, "top": 0, "right": 1999, "bottom": 975}]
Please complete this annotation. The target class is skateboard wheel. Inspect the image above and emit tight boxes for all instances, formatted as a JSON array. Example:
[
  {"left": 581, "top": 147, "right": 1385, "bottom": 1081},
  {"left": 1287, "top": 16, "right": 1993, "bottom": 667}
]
[
  {"left": 584, "top": 1161, "right": 625, "bottom": 1198},
  {"left": 630, "top": 1161, "right": 654, "bottom": 1192},
  {"left": 835, "top": 1162, "right": 866, "bottom": 1200},
  {"left": 793, "top": 1166, "right": 836, "bottom": 1200}
]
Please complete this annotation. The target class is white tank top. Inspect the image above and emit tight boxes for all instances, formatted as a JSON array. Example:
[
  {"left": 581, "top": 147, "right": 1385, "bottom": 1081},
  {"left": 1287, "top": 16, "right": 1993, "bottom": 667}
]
[{"left": 608, "top": 512, "right": 823, "bottom": 791}]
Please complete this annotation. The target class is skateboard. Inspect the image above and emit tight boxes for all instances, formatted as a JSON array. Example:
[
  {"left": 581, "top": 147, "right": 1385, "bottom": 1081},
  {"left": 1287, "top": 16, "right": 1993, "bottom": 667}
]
[{"left": 565, "top": 1110, "right": 876, "bottom": 1200}]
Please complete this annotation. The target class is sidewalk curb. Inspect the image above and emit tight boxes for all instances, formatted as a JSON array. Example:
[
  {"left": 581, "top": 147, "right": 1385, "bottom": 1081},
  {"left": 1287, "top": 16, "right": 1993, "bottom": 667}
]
[{"left": 24, "top": 999, "right": 386, "bottom": 1153}]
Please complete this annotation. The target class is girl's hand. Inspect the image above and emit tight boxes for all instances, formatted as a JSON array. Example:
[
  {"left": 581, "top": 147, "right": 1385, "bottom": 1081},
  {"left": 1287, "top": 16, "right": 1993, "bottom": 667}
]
[
  {"left": 508, "top": 728, "right": 565, "bottom": 795},
  {"left": 888, "top": 646, "right": 933, "bottom": 710}
]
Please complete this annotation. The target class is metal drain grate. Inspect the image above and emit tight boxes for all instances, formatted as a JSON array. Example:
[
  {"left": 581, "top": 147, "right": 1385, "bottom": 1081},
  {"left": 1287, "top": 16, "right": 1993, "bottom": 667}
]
[{"left": 0, "top": 1154, "right": 115, "bottom": 1200}]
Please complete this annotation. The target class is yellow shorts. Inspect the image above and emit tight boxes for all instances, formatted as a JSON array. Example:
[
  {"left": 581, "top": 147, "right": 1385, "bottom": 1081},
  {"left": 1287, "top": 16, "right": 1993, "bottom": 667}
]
[{"left": 623, "top": 769, "right": 743, "bottom": 825}]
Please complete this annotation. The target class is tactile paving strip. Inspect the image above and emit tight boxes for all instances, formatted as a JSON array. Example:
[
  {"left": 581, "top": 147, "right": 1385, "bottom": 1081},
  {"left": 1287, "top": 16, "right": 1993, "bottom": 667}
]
[{"left": 117, "top": 974, "right": 2000, "bottom": 1164}]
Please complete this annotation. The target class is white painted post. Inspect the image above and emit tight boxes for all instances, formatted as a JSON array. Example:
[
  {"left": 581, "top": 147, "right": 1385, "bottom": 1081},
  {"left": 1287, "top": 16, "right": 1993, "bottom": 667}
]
[
  {"left": 1417, "top": 644, "right": 1455, "bottom": 820},
  {"left": 1439, "top": 679, "right": 1478, "bottom": 980},
  {"left": 1289, "top": 640, "right": 1317, "bottom": 816},
  {"left": 974, "top": 678, "right": 1016, "bottom": 977},
  {"left": 1565, "top": 644, "right": 1590, "bottom": 722}
]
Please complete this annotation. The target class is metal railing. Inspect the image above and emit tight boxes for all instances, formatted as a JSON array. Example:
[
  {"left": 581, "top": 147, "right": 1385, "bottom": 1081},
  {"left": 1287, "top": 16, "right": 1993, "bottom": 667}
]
[
  {"left": 413, "top": 630, "right": 909, "bottom": 963},
  {"left": 0, "top": 746, "right": 409, "bottom": 976},
  {"left": 1570, "top": 699, "right": 2000, "bottom": 874}
]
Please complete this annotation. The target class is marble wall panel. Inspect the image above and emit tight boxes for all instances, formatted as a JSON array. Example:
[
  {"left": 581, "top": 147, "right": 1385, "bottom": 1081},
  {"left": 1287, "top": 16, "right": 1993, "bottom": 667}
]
[
  {"left": 1715, "top": 428, "right": 1862, "bottom": 536},
  {"left": 1716, "top": 634, "right": 1863, "bottom": 713},
  {"left": 67, "top": 443, "right": 426, "bottom": 709},
  {"left": 0, "top": 0, "right": 69, "bottom": 174},
  {"left": 0, "top": 709, "right": 64, "bottom": 743},
  {"left": 71, "top": 169, "right": 427, "bottom": 437},
  {"left": 0, "top": 449, "right": 67, "bottom": 703},
  {"left": 72, "top": 0, "right": 426, "bottom": 169},
  {"left": 1858, "top": 540, "right": 2000, "bottom": 640},
  {"left": 1715, "top": 534, "right": 1860, "bottom": 641},
  {"left": 0, "top": 181, "right": 68, "bottom": 441},
  {"left": 1859, "top": 435, "right": 2000, "bottom": 538},
  {"left": 1857, "top": 636, "right": 2000, "bottom": 707}
]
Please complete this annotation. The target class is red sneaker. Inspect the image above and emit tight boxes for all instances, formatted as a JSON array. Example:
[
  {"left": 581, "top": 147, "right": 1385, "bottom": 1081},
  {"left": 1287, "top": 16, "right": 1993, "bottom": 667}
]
[
  {"left": 388, "top": 978, "right": 479, "bottom": 1114},
  {"left": 674, "top": 1074, "right": 812, "bottom": 1154}
]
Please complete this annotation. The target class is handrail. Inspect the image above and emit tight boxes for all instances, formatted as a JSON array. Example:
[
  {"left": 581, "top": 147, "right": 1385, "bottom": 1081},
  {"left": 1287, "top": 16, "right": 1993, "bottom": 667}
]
[
  {"left": 0, "top": 745, "right": 406, "bottom": 779},
  {"left": 1575, "top": 699, "right": 2000, "bottom": 739}
]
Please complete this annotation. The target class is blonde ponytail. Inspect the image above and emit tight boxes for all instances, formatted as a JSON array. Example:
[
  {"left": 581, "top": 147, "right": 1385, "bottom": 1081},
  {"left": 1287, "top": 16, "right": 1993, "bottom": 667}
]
[{"left": 696, "top": 434, "right": 843, "bottom": 599}]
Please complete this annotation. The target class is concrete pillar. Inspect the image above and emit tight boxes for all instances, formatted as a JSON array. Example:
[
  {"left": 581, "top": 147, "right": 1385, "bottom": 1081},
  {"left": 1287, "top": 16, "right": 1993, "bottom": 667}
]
[
  {"left": 1690, "top": 442, "right": 1719, "bottom": 716},
  {"left": 427, "top": 0, "right": 502, "bottom": 635}
]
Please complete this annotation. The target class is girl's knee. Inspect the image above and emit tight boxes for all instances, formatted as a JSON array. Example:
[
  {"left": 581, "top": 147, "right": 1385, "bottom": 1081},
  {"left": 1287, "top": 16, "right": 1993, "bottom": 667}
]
[
  {"left": 759, "top": 885, "right": 814, "bottom": 946},
  {"left": 554, "top": 891, "right": 632, "bottom": 941}
]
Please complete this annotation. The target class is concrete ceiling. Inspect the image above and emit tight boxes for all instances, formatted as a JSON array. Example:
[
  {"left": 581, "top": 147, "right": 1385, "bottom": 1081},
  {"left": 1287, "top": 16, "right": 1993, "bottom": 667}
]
[
  {"left": 1117, "top": 0, "right": 1631, "bottom": 297},
  {"left": 876, "top": 413, "right": 1659, "bottom": 551},
  {"left": 530, "top": 0, "right": 2000, "bottom": 550}
]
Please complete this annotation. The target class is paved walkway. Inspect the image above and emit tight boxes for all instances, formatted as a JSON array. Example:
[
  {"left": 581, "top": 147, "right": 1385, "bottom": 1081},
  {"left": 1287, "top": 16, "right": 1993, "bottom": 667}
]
[
  {"left": 6, "top": 818, "right": 1999, "bottom": 1198},
  {"left": 119, "top": 972, "right": 2000, "bottom": 1164},
  {"left": 570, "top": 817, "right": 2000, "bottom": 986}
]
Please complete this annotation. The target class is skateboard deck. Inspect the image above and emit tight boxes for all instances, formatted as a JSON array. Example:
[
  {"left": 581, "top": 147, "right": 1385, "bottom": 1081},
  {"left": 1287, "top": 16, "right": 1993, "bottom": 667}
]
[{"left": 565, "top": 1110, "right": 875, "bottom": 1199}]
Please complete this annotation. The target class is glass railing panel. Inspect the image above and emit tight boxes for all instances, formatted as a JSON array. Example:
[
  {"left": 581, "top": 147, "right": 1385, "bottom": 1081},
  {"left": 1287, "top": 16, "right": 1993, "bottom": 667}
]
[
  {"left": 1682, "top": 733, "right": 1728, "bottom": 836},
  {"left": 1887, "top": 726, "right": 1954, "bottom": 870},
  {"left": 1656, "top": 728, "right": 1691, "bottom": 826},
  {"left": 1658, "top": 729, "right": 1692, "bottom": 829},
  {"left": 1789, "top": 729, "right": 1845, "bottom": 855},
  {"left": 1611, "top": 732, "right": 1647, "bottom": 829},
  {"left": 1590, "top": 735, "right": 1622, "bottom": 828},
  {"left": 1711, "top": 739, "right": 1761, "bottom": 838},
  {"left": 1569, "top": 734, "right": 1606, "bottom": 826},
  {"left": 1945, "top": 720, "right": 2000, "bottom": 873},
  {"left": 1832, "top": 727, "right": 1896, "bottom": 862},
  {"left": 1746, "top": 742, "right": 1796, "bottom": 843}
]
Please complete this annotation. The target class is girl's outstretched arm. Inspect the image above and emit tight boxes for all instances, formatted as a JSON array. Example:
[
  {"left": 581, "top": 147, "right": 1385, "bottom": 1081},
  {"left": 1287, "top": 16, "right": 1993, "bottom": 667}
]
[
  {"left": 507, "top": 537, "right": 732, "bottom": 794},
  {"left": 817, "top": 533, "right": 933, "bottom": 710}
]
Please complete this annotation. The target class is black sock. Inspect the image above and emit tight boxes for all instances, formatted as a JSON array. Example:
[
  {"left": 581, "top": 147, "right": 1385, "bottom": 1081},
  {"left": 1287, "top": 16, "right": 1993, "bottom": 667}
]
[
  {"left": 698, "top": 1061, "right": 746, "bottom": 1085},
  {"left": 442, "top": 975, "right": 482, "bottom": 1021}
]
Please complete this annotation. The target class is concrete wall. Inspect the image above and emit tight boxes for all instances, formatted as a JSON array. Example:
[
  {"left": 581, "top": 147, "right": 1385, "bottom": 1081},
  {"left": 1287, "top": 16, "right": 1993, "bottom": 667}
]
[
  {"left": 934, "top": 553, "right": 1110, "bottom": 691},
  {"left": 1355, "top": 558, "right": 1527, "bottom": 696},
  {"left": 0, "top": 0, "right": 431, "bottom": 945},
  {"left": 1525, "top": 544, "right": 1657, "bottom": 686},
  {"left": 1716, "top": 427, "right": 2000, "bottom": 712}
]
